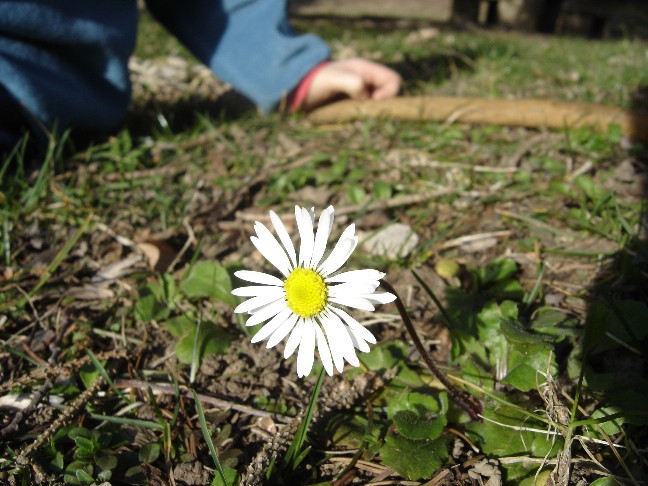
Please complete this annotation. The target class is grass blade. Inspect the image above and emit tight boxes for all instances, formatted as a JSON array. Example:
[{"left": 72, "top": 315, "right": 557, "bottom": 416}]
[
  {"left": 192, "top": 389, "right": 229, "bottom": 486},
  {"left": 86, "top": 350, "right": 132, "bottom": 405},
  {"left": 284, "top": 366, "right": 325, "bottom": 470}
]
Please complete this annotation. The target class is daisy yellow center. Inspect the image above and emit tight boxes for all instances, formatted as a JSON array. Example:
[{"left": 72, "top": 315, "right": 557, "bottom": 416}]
[{"left": 284, "top": 267, "right": 328, "bottom": 318}]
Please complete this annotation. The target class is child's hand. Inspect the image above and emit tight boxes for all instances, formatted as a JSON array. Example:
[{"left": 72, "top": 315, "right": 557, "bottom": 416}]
[{"left": 300, "top": 58, "right": 401, "bottom": 111}]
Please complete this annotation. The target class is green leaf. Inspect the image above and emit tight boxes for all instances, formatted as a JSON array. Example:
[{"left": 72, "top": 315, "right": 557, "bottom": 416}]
[
  {"left": 590, "top": 477, "right": 621, "bottom": 486},
  {"left": 163, "top": 314, "right": 195, "bottom": 337},
  {"left": 175, "top": 322, "right": 232, "bottom": 365},
  {"left": 180, "top": 261, "right": 236, "bottom": 305},
  {"left": 502, "top": 345, "right": 555, "bottom": 392},
  {"left": 50, "top": 451, "right": 64, "bottom": 472},
  {"left": 347, "top": 185, "right": 366, "bottom": 204},
  {"left": 372, "top": 180, "right": 392, "bottom": 200},
  {"left": 97, "top": 469, "right": 113, "bottom": 482},
  {"left": 574, "top": 175, "right": 607, "bottom": 202},
  {"left": 135, "top": 282, "right": 170, "bottom": 322},
  {"left": 75, "top": 469, "right": 95, "bottom": 485},
  {"left": 78, "top": 363, "right": 100, "bottom": 390},
  {"left": 467, "top": 405, "right": 547, "bottom": 457},
  {"left": 500, "top": 319, "right": 554, "bottom": 347},
  {"left": 531, "top": 433, "right": 562, "bottom": 458},
  {"left": 393, "top": 410, "right": 446, "bottom": 440},
  {"left": 95, "top": 453, "right": 118, "bottom": 471},
  {"left": 360, "top": 340, "right": 408, "bottom": 371},
  {"left": 590, "top": 407, "right": 624, "bottom": 436},
  {"left": 519, "top": 469, "right": 553, "bottom": 486},
  {"left": 65, "top": 461, "right": 93, "bottom": 485},
  {"left": 380, "top": 435, "right": 447, "bottom": 480},
  {"left": 140, "top": 443, "right": 161, "bottom": 464},
  {"left": 72, "top": 436, "right": 94, "bottom": 451},
  {"left": 479, "top": 258, "right": 518, "bottom": 285},
  {"left": 386, "top": 390, "right": 441, "bottom": 420},
  {"left": 211, "top": 468, "right": 240, "bottom": 486}
]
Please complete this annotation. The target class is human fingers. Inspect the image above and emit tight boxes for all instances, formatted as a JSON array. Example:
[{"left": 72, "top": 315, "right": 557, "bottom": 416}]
[{"left": 336, "top": 58, "right": 402, "bottom": 99}]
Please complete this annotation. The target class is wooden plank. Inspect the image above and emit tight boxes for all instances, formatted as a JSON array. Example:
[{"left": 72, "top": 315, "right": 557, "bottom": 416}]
[{"left": 289, "top": 0, "right": 454, "bottom": 21}]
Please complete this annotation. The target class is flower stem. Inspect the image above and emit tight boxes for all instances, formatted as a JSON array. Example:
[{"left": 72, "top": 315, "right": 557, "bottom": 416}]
[{"left": 381, "top": 280, "right": 482, "bottom": 421}]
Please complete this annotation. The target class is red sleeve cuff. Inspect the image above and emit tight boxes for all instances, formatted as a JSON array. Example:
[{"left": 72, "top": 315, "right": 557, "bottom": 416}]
[{"left": 287, "top": 61, "right": 330, "bottom": 112}]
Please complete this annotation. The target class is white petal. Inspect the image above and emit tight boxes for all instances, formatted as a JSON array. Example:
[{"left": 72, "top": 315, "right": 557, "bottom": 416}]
[
  {"left": 329, "top": 283, "right": 380, "bottom": 297},
  {"left": 245, "top": 299, "right": 288, "bottom": 327},
  {"left": 339, "top": 223, "right": 356, "bottom": 241},
  {"left": 347, "top": 328, "right": 370, "bottom": 353},
  {"left": 329, "top": 295, "right": 375, "bottom": 312},
  {"left": 251, "top": 309, "right": 293, "bottom": 343},
  {"left": 320, "top": 313, "right": 345, "bottom": 373},
  {"left": 296, "top": 206, "right": 315, "bottom": 267},
  {"left": 252, "top": 223, "right": 292, "bottom": 277},
  {"left": 297, "top": 320, "right": 316, "bottom": 378},
  {"left": 309, "top": 207, "right": 332, "bottom": 269},
  {"left": 324, "top": 311, "right": 359, "bottom": 368},
  {"left": 270, "top": 210, "right": 297, "bottom": 268},
  {"left": 234, "top": 294, "right": 283, "bottom": 314},
  {"left": 315, "top": 323, "right": 334, "bottom": 376},
  {"left": 232, "top": 285, "right": 284, "bottom": 298},
  {"left": 284, "top": 319, "right": 305, "bottom": 359},
  {"left": 365, "top": 292, "right": 397, "bottom": 304},
  {"left": 234, "top": 270, "right": 284, "bottom": 287},
  {"left": 330, "top": 306, "right": 377, "bottom": 345},
  {"left": 326, "top": 269, "right": 385, "bottom": 284},
  {"left": 267, "top": 312, "right": 300, "bottom": 348},
  {"left": 319, "top": 236, "right": 358, "bottom": 277}
]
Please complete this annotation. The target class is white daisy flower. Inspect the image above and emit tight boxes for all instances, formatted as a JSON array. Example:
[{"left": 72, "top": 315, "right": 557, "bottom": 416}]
[{"left": 232, "top": 206, "right": 396, "bottom": 378}]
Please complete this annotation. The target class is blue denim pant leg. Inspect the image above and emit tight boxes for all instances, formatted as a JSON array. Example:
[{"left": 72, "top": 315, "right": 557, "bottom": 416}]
[{"left": 0, "top": 1, "right": 137, "bottom": 136}]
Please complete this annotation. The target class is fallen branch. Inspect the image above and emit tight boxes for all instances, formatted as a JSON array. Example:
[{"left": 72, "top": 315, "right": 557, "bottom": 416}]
[{"left": 308, "top": 97, "right": 648, "bottom": 143}]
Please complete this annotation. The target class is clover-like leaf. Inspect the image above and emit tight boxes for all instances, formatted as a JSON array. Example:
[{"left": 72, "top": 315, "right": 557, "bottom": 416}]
[
  {"left": 380, "top": 435, "right": 448, "bottom": 480},
  {"left": 180, "top": 261, "right": 236, "bottom": 305},
  {"left": 393, "top": 410, "right": 446, "bottom": 440}
]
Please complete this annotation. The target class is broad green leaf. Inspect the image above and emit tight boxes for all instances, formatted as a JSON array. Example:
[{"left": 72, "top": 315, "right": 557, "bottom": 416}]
[
  {"left": 95, "top": 453, "right": 118, "bottom": 472},
  {"left": 380, "top": 435, "right": 447, "bottom": 480},
  {"left": 97, "top": 469, "right": 112, "bottom": 482},
  {"left": 531, "top": 434, "right": 563, "bottom": 458},
  {"left": 479, "top": 258, "right": 518, "bottom": 285},
  {"left": 386, "top": 390, "right": 441, "bottom": 420},
  {"left": 467, "top": 405, "right": 545, "bottom": 457},
  {"left": 139, "top": 443, "right": 161, "bottom": 464},
  {"left": 135, "top": 282, "right": 170, "bottom": 322},
  {"left": 590, "top": 407, "right": 624, "bottom": 436},
  {"left": 530, "top": 309, "right": 580, "bottom": 338},
  {"left": 180, "top": 261, "right": 236, "bottom": 305},
  {"left": 360, "top": 340, "right": 408, "bottom": 371},
  {"left": 393, "top": 410, "right": 446, "bottom": 440},
  {"left": 347, "top": 186, "right": 366, "bottom": 205},
  {"left": 163, "top": 314, "right": 195, "bottom": 337},
  {"left": 392, "top": 363, "right": 426, "bottom": 388},
  {"left": 175, "top": 322, "right": 232, "bottom": 364},
  {"left": 64, "top": 461, "right": 93, "bottom": 485},
  {"left": 372, "top": 180, "right": 392, "bottom": 200},
  {"left": 590, "top": 477, "right": 621, "bottom": 486},
  {"left": 79, "top": 363, "right": 101, "bottom": 390},
  {"left": 501, "top": 319, "right": 554, "bottom": 347},
  {"left": 486, "top": 278, "right": 525, "bottom": 300},
  {"left": 519, "top": 470, "right": 553, "bottom": 486},
  {"left": 211, "top": 468, "right": 239, "bottom": 486},
  {"left": 502, "top": 345, "right": 555, "bottom": 392},
  {"left": 75, "top": 469, "right": 95, "bottom": 485}
]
